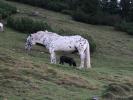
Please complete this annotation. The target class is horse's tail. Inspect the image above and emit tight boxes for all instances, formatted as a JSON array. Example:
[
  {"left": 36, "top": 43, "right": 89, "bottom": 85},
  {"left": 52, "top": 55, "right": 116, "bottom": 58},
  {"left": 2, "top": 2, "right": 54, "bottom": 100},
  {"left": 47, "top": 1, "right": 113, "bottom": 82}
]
[{"left": 85, "top": 40, "right": 91, "bottom": 68}]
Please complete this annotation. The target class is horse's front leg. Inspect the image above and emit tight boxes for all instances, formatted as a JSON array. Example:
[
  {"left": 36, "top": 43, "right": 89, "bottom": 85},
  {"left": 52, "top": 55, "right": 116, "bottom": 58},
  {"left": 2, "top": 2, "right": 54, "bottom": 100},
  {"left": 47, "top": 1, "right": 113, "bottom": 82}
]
[
  {"left": 50, "top": 51, "right": 56, "bottom": 64},
  {"left": 78, "top": 52, "right": 85, "bottom": 69}
]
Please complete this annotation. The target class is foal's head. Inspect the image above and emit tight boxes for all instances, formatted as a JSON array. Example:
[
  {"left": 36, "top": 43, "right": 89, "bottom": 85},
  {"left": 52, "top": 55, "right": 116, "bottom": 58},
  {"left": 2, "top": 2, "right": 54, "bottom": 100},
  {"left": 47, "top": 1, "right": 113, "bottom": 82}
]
[{"left": 73, "top": 62, "right": 76, "bottom": 66}]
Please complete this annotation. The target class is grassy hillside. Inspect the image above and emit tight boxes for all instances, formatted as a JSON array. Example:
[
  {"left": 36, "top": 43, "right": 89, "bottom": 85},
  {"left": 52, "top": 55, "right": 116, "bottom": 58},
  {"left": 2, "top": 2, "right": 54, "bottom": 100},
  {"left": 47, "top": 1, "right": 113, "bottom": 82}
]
[{"left": 0, "top": 0, "right": 133, "bottom": 100}]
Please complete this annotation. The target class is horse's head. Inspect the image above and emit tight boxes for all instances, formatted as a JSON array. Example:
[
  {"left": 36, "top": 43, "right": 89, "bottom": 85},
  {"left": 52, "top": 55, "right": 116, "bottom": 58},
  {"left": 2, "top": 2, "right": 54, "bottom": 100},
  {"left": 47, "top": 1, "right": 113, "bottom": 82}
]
[
  {"left": 25, "top": 34, "right": 38, "bottom": 51},
  {"left": 25, "top": 31, "right": 49, "bottom": 51}
]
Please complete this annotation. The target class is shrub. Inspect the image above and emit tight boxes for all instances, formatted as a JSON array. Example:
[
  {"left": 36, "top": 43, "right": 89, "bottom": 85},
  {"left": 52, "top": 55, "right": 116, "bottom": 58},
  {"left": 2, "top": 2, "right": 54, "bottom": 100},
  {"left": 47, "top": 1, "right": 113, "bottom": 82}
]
[
  {"left": 115, "top": 21, "right": 133, "bottom": 35},
  {"left": 6, "top": 0, "right": 68, "bottom": 12},
  {"left": 7, "top": 16, "right": 52, "bottom": 33},
  {"left": 72, "top": 9, "right": 90, "bottom": 24},
  {"left": 61, "top": 10, "right": 74, "bottom": 15},
  {"left": 128, "top": 9, "right": 133, "bottom": 22},
  {"left": 0, "top": 8, "right": 10, "bottom": 18},
  {"left": 0, "top": 1, "right": 17, "bottom": 19},
  {"left": 82, "top": 35, "right": 96, "bottom": 53},
  {"left": 6, "top": 0, "right": 121, "bottom": 26},
  {"left": 90, "top": 13, "right": 121, "bottom": 26},
  {"left": 6, "top": 0, "right": 106, "bottom": 26},
  {"left": 72, "top": 10, "right": 121, "bottom": 26},
  {"left": 46, "top": 2, "right": 68, "bottom": 12}
]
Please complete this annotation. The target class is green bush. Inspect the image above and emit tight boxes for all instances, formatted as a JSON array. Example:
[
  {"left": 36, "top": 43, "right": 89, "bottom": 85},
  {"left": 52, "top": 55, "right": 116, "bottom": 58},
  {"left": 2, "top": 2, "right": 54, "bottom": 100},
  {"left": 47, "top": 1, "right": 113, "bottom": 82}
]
[
  {"left": 6, "top": 0, "right": 122, "bottom": 26},
  {"left": 0, "top": 8, "right": 10, "bottom": 18},
  {"left": 6, "top": 0, "right": 68, "bottom": 12},
  {"left": 7, "top": 16, "right": 52, "bottom": 33},
  {"left": 6, "top": 0, "right": 110, "bottom": 26},
  {"left": 115, "top": 21, "right": 133, "bottom": 35},
  {"left": 47, "top": 2, "right": 68, "bottom": 12},
  {"left": 82, "top": 34, "right": 96, "bottom": 53},
  {"left": 72, "top": 9, "right": 90, "bottom": 23},
  {"left": 0, "top": 1, "right": 17, "bottom": 19},
  {"left": 72, "top": 10, "right": 121, "bottom": 26}
]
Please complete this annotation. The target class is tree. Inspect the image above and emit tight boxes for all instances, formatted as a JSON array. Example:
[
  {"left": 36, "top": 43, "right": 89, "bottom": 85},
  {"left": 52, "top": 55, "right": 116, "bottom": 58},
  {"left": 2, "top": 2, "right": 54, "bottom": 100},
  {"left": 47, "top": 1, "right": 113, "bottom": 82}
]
[
  {"left": 80, "top": 0, "right": 100, "bottom": 14},
  {"left": 120, "top": 0, "right": 131, "bottom": 18},
  {"left": 128, "top": 0, "right": 133, "bottom": 21},
  {"left": 109, "top": 0, "right": 118, "bottom": 14},
  {"left": 100, "top": 0, "right": 119, "bottom": 14},
  {"left": 100, "top": 0, "right": 109, "bottom": 12}
]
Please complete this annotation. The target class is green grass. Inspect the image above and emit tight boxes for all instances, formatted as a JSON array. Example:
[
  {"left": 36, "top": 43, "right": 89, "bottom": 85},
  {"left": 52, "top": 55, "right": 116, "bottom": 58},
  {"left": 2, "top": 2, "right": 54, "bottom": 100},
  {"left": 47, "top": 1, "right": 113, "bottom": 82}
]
[{"left": 0, "top": 0, "right": 133, "bottom": 100}]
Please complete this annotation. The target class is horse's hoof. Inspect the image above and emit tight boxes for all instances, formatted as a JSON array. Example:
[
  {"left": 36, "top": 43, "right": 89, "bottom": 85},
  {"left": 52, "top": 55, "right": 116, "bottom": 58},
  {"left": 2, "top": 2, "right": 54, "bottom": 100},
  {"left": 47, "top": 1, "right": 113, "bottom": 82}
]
[
  {"left": 86, "top": 67, "right": 91, "bottom": 69},
  {"left": 77, "top": 67, "right": 83, "bottom": 69}
]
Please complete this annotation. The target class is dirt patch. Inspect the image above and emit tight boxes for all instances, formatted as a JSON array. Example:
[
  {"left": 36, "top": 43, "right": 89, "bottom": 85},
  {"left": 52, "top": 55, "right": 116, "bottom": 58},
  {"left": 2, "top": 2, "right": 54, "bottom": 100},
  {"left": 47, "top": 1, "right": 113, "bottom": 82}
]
[
  {"left": 36, "top": 68, "right": 99, "bottom": 90},
  {"left": 31, "top": 67, "right": 99, "bottom": 90},
  {"left": 56, "top": 76, "right": 98, "bottom": 90},
  {"left": 0, "top": 53, "right": 35, "bottom": 68},
  {"left": 0, "top": 54, "right": 16, "bottom": 64},
  {"left": 102, "top": 83, "right": 133, "bottom": 100}
]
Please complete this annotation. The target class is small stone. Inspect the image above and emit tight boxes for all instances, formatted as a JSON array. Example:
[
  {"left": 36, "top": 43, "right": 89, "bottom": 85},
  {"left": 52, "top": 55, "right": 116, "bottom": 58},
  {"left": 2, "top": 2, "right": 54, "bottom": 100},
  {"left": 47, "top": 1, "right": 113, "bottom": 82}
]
[
  {"left": 31, "top": 11, "right": 39, "bottom": 16},
  {"left": 17, "top": 9, "right": 20, "bottom": 13},
  {"left": 92, "top": 96, "right": 98, "bottom": 100}
]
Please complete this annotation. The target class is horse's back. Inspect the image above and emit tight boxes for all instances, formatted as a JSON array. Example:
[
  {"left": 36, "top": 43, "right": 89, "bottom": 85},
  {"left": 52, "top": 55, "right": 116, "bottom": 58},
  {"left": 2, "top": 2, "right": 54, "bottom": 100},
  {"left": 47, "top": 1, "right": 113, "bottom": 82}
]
[{"left": 50, "top": 35, "right": 87, "bottom": 51}]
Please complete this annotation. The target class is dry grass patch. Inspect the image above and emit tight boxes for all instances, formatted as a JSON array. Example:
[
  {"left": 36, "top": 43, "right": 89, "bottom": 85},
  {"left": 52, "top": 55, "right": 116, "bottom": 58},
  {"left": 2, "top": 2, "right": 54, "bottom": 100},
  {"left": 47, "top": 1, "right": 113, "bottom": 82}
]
[{"left": 102, "top": 83, "right": 133, "bottom": 100}]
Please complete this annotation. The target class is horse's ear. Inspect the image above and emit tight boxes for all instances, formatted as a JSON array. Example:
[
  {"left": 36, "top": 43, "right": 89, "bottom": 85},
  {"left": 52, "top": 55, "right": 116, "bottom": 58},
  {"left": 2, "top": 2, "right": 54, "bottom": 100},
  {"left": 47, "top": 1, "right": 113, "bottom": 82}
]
[{"left": 29, "top": 34, "right": 33, "bottom": 37}]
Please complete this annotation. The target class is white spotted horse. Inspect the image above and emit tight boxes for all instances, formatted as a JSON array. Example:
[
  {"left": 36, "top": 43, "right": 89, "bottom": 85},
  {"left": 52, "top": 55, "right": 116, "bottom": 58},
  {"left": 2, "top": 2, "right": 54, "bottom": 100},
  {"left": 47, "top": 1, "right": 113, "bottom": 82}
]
[
  {"left": 0, "top": 22, "right": 4, "bottom": 32},
  {"left": 25, "top": 30, "right": 91, "bottom": 69}
]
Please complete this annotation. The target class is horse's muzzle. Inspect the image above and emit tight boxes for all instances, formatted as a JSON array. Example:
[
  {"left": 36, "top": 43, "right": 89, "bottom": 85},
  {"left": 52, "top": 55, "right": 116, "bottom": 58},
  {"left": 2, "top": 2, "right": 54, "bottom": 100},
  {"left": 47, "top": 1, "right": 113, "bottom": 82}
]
[{"left": 25, "top": 44, "right": 32, "bottom": 51}]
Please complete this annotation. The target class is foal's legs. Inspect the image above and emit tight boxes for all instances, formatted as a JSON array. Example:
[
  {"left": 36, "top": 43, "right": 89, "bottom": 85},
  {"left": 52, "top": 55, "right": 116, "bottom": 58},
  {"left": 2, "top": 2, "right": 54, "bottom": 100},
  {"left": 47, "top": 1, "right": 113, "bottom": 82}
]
[
  {"left": 59, "top": 60, "right": 64, "bottom": 65},
  {"left": 69, "top": 63, "right": 72, "bottom": 66}
]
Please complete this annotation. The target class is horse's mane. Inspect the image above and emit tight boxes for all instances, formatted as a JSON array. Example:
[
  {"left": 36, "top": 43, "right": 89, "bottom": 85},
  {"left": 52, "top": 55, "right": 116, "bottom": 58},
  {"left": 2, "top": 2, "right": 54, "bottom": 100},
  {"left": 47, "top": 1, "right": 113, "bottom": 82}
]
[
  {"left": 32, "top": 30, "right": 59, "bottom": 40},
  {"left": 35, "top": 30, "right": 58, "bottom": 35},
  {"left": 45, "top": 31, "right": 59, "bottom": 36}
]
